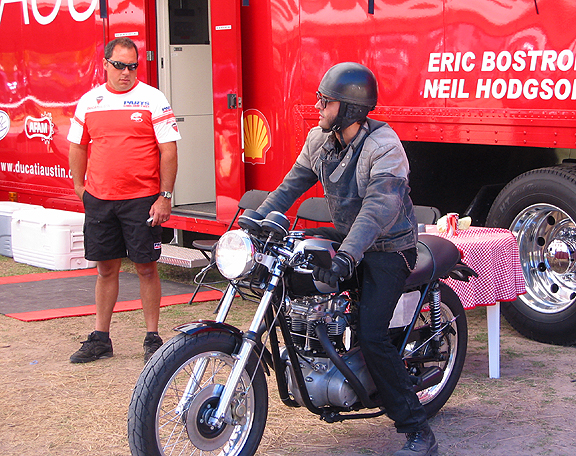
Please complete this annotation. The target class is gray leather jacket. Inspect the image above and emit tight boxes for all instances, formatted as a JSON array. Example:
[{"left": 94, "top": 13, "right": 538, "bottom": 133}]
[{"left": 257, "top": 118, "right": 417, "bottom": 262}]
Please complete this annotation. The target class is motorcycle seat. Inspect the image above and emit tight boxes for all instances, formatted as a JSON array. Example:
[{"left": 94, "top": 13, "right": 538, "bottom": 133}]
[{"left": 406, "top": 234, "right": 461, "bottom": 288}]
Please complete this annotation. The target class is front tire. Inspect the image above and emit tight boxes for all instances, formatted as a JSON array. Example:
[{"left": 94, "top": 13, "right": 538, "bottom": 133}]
[
  {"left": 404, "top": 283, "right": 467, "bottom": 418},
  {"left": 128, "top": 331, "right": 268, "bottom": 456},
  {"left": 486, "top": 165, "right": 576, "bottom": 346}
]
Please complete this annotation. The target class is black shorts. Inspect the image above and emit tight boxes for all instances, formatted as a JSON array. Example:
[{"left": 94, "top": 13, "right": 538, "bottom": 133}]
[{"left": 83, "top": 192, "right": 163, "bottom": 263}]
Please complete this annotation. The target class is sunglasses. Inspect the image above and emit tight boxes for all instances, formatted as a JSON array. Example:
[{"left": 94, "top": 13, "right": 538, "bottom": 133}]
[
  {"left": 316, "top": 91, "right": 337, "bottom": 109},
  {"left": 106, "top": 59, "right": 139, "bottom": 71}
]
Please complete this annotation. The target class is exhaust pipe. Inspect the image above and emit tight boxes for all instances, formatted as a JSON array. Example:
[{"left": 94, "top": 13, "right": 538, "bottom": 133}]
[{"left": 412, "top": 366, "right": 443, "bottom": 392}]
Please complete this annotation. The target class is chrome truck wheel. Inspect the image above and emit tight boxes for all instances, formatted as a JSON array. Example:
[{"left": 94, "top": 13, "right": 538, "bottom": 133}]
[{"left": 487, "top": 165, "right": 576, "bottom": 345}]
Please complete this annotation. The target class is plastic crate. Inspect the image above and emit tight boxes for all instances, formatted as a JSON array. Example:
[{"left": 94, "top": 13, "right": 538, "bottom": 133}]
[{"left": 11, "top": 208, "right": 95, "bottom": 270}]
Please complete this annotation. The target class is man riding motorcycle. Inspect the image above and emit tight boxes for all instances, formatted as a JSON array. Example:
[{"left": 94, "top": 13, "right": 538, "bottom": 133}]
[{"left": 256, "top": 62, "right": 437, "bottom": 456}]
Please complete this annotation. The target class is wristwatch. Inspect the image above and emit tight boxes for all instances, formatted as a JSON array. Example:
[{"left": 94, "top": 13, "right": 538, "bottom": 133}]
[{"left": 160, "top": 191, "right": 172, "bottom": 199}]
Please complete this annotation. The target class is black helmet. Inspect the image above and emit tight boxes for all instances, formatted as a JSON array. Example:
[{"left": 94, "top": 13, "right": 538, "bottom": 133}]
[
  {"left": 318, "top": 62, "right": 378, "bottom": 108},
  {"left": 317, "top": 62, "right": 378, "bottom": 132}
]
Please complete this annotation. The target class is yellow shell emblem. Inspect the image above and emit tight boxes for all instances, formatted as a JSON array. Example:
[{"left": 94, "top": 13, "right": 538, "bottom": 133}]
[{"left": 244, "top": 109, "right": 271, "bottom": 164}]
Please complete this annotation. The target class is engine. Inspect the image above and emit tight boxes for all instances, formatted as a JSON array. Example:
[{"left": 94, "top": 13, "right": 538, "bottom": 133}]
[
  {"left": 285, "top": 294, "right": 350, "bottom": 354},
  {"left": 282, "top": 293, "right": 377, "bottom": 409}
]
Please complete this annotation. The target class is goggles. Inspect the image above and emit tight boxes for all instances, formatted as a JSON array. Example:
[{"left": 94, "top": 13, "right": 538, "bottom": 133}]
[
  {"left": 106, "top": 59, "right": 139, "bottom": 71},
  {"left": 316, "top": 91, "right": 338, "bottom": 109}
]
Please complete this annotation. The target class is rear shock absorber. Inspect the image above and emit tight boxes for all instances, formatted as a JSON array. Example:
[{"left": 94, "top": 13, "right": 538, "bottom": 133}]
[{"left": 428, "top": 282, "right": 442, "bottom": 343}]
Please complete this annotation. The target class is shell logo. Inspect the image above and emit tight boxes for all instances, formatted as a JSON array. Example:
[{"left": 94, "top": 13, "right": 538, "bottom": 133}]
[{"left": 243, "top": 109, "right": 271, "bottom": 165}]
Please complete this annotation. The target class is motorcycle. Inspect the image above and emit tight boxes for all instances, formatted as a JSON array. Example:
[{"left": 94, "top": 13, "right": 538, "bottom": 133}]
[{"left": 128, "top": 209, "right": 476, "bottom": 456}]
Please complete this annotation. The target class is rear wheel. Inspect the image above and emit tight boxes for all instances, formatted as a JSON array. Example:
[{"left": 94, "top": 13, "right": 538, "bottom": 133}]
[
  {"left": 486, "top": 165, "right": 576, "bottom": 345},
  {"left": 128, "top": 331, "right": 268, "bottom": 456},
  {"left": 404, "top": 283, "right": 467, "bottom": 418}
]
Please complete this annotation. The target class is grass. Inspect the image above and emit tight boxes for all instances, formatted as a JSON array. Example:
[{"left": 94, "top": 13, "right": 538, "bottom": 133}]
[
  {"left": 3, "top": 253, "right": 576, "bottom": 455},
  {"left": 0, "top": 254, "right": 50, "bottom": 276}
]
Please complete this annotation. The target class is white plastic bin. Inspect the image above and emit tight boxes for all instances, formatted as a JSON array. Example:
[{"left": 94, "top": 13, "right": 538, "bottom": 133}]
[
  {"left": 11, "top": 208, "right": 95, "bottom": 270},
  {"left": 0, "top": 202, "right": 42, "bottom": 257}
]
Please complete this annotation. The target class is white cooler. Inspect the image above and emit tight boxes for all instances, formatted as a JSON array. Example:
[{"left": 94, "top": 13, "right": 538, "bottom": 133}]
[
  {"left": 11, "top": 208, "right": 96, "bottom": 270},
  {"left": 0, "top": 202, "right": 42, "bottom": 257}
]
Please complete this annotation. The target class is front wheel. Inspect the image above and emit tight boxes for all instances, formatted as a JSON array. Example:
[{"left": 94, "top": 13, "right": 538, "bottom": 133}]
[
  {"left": 404, "top": 282, "right": 467, "bottom": 418},
  {"left": 128, "top": 331, "right": 268, "bottom": 456}
]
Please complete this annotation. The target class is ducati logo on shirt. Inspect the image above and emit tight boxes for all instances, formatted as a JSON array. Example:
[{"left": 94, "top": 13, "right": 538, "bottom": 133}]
[
  {"left": 131, "top": 112, "right": 144, "bottom": 122},
  {"left": 96, "top": 96, "right": 103, "bottom": 105},
  {"left": 171, "top": 122, "right": 179, "bottom": 133}
]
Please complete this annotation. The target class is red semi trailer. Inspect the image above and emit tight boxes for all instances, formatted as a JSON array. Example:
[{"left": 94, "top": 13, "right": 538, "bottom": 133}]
[{"left": 1, "top": 0, "right": 576, "bottom": 344}]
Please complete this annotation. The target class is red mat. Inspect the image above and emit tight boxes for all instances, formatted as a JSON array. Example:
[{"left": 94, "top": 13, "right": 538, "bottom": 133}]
[
  {"left": 1, "top": 268, "right": 222, "bottom": 322},
  {"left": 0, "top": 268, "right": 99, "bottom": 285}
]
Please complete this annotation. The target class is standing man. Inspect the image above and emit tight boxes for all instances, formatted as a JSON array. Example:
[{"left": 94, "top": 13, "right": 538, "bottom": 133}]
[
  {"left": 68, "top": 37, "right": 180, "bottom": 363},
  {"left": 256, "top": 62, "right": 437, "bottom": 456}
]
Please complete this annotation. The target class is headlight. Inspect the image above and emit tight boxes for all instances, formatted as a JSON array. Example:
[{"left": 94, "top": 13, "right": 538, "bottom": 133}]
[{"left": 215, "top": 230, "right": 256, "bottom": 279}]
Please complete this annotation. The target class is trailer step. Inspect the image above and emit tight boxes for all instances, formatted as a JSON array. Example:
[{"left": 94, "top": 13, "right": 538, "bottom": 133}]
[{"left": 158, "top": 244, "right": 209, "bottom": 269}]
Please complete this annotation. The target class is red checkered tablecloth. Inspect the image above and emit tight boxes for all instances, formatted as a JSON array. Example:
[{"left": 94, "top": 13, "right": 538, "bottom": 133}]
[{"left": 425, "top": 226, "right": 526, "bottom": 309}]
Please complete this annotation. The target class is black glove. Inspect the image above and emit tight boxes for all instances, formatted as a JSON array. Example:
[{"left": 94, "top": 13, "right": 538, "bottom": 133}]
[{"left": 313, "top": 252, "right": 355, "bottom": 288}]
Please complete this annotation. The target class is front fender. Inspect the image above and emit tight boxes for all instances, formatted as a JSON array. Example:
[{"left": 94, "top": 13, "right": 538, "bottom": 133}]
[
  {"left": 174, "top": 320, "right": 243, "bottom": 340},
  {"left": 173, "top": 320, "right": 270, "bottom": 375}
]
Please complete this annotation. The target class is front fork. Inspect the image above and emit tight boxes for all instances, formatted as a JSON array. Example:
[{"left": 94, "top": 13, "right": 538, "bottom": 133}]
[
  {"left": 206, "top": 269, "right": 282, "bottom": 428},
  {"left": 174, "top": 284, "right": 239, "bottom": 417}
]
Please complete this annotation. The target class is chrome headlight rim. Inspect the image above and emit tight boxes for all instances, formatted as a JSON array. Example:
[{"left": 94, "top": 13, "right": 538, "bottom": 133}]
[{"left": 215, "top": 230, "right": 256, "bottom": 280}]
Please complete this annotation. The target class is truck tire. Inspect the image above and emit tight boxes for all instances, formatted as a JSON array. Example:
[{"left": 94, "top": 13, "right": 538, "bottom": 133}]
[{"left": 486, "top": 165, "right": 576, "bottom": 346}]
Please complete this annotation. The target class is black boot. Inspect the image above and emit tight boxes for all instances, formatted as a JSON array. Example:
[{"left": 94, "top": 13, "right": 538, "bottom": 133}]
[
  {"left": 143, "top": 333, "right": 163, "bottom": 362},
  {"left": 394, "top": 425, "right": 438, "bottom": 456},
  {"left": 70, "top": 331, "right": 113, "bottom": 363}
]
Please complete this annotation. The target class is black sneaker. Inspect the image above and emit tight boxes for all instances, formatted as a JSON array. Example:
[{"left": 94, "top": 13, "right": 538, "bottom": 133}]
[
  {"left": 70, "top": 332, "right": 113, "bottom": 363},
  {"left": 143, "top": 333, "right": 163, "bottom": 362},
  {"left": 394, "top": 426, "right": 438, "bottom": 456}
]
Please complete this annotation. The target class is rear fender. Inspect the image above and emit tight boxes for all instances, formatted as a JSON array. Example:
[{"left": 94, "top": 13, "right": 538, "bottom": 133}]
[{"left": 448, "top": 263, "right": 478, "bottom": 282}]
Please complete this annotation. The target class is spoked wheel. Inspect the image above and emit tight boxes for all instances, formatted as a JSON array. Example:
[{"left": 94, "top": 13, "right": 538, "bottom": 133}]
[
  {"left": 128, "top": 331, "right": 268, "bottom": 456},
  {"left": 403, "top": 282, "right": 467, "bottom": 418}
]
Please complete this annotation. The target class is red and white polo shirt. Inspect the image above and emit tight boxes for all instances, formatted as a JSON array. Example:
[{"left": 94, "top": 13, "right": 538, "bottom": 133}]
[{"left": 68, "top": 80, "right": 181, "bottom": 200}]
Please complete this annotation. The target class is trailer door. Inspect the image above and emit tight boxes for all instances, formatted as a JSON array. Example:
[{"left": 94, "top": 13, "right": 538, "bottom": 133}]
[
  {"left": 156, "top": 0, "right": 214, "bottom": 207},
  {"left": 156, "top": 0, "right": 245, "bottom": 221},
  {"left": 210, "top": 0, "right": 246, "bottom": 220}
]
